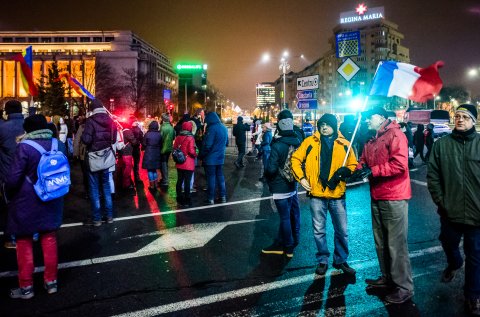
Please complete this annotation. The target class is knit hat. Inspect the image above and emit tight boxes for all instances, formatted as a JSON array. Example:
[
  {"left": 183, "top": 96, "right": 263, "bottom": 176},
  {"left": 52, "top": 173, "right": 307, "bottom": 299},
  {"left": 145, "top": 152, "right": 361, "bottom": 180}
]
[
  {"left": 237, "top": 116, "right": 243, "bottom": 123},
  {"left": 317, "top": 113, "right": 338, "bottom": 132},
  {"left": 277, "top": 118, "right": 293, "bottom": 131},
  {"left": 89, "top": 99, "right": 104, "bottom": 111},
  {"left": 4, "top": 100, "right": 22, "bottom": 115},
  {"left": 277, "top": 109, "right": 293, "bottom": 120},
  {"left": 24, "top": 114, "right": 48, "bottom": 133},
  {"left": 364, "top": 106, "right": 389, "bottom": 119},
  {"left": 456, "top": 104, "right": 477, "bottom": 122},
  {"left": 161, "top": 113, "right": 170, "bottom": 122}
]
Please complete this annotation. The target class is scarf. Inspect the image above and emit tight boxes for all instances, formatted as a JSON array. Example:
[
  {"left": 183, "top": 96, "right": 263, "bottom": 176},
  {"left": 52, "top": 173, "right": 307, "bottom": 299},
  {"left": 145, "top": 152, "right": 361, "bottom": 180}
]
[
  {"left": 19, "top": 129, "right": 53, "bottom": 142},
  {"left": 319, "top": 133, "right": 337, "bottom": 189}
]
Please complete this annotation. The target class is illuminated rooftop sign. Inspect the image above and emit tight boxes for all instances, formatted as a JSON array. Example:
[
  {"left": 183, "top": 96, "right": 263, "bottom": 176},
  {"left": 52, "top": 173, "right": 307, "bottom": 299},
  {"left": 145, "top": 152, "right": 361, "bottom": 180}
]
[
  {"left": 176, "top": 64, "right": 207, "bottom": 71},
  {"left": 339, "top": 4, "right": 384, "bottom": 24}
]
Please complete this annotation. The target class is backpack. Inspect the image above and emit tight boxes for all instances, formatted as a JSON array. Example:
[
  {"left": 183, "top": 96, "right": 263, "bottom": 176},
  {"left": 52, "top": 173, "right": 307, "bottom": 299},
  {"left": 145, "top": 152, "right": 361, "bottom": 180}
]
[
  {"left": 278, "top": 145, "right": 296, "bottom": 182},
  {"left": 172, "top": 138, "right": 187, "bottom": 164},
  {"left": 21, "top": 139, "right": 71, "bottom": 201}
]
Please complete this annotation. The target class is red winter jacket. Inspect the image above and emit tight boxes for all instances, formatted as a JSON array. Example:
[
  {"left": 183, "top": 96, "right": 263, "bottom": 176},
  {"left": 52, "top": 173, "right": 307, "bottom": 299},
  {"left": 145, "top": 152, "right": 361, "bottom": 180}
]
[
  {"left": 173, "top": 121, "right": 197, "bottom": 171},
  {"left": 358, "top": 120, "right": 411, "bottom": 201}
]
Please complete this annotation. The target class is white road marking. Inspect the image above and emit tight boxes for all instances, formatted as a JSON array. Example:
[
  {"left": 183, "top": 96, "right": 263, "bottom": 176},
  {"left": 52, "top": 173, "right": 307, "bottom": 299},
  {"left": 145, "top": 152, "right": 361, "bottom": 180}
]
[
  {"left": 0, "top": 220, "right": 260, "bottom": 278},
  {"left": 110, "top": 245, "right": 445, "bottom": 317}
]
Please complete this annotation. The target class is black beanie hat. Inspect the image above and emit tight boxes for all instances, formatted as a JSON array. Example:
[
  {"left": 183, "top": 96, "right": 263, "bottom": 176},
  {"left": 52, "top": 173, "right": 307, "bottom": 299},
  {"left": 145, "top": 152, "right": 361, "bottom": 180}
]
[
  {"left": 23, "top": 114, "right": 48, "bottom": 133},
  {"left": 317, "top": 113, "right": 338, "bottom": 132},
  {"left": 4, "top": 100, "right": 22, "bottom": 115},
  {"left": 364, "top": 106, "right": 389, "bottom": 119},
  {"left": 456, "top": 104, "right": 478, "bottom": 122},
  {"left": 89, "top": 99, "right": 104, "bottom": 111},
  {"left": 277, "top": 109, "right": 293, "bottom": 120}
]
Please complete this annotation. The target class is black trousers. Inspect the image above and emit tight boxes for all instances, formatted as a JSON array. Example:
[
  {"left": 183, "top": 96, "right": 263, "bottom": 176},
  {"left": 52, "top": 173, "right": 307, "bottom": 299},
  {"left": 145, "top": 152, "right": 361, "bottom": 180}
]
[{"left": 176, "top": 169, "right": 193, "bottom": 202}]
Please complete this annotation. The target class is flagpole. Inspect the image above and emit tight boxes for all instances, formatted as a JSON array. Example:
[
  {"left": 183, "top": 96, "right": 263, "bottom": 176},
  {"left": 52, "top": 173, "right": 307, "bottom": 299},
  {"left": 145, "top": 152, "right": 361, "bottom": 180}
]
[
  {"left": 341, "top": 61, "right": 383, "bottom": 167},
  {"left": 341, "top": 95, "right": 369, "bottom": 167}
]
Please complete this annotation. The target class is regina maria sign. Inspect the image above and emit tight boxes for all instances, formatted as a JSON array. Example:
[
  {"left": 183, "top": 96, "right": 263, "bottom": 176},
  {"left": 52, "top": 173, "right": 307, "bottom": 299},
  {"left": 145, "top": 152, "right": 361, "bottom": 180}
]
[{"left": 339, "top": 4, "right": 384, "bottom": 24}]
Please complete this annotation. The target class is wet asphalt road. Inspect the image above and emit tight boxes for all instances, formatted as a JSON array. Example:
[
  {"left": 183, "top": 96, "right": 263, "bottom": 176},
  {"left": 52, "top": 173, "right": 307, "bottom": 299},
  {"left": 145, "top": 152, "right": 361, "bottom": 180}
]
[{"left": 0, "top": 151, "right": 471, "bottom": 317}]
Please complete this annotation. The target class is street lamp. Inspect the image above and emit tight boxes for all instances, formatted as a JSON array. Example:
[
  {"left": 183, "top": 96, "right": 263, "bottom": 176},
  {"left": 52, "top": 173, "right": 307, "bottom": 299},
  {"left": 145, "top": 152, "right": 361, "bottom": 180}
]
[
  {"left": 279, "top": 51, "right": 290, "bottom": 109},
  {"left": 434, "top": 95, "right": 440, "bottom": 109}
]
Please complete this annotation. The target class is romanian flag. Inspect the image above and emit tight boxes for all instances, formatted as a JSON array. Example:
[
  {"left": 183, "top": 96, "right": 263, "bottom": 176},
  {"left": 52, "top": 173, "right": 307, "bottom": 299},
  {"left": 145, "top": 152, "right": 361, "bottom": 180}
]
[
  {"left": 13, "top": 46, "right": 38, "bottom": 96},
  {"left": 57, "top": 72, "right": 95, "bottom": 100}
]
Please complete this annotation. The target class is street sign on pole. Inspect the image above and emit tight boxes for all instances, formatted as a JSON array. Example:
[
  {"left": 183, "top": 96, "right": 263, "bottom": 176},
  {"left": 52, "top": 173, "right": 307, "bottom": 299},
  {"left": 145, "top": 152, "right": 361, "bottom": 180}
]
[
  {"left": 337, "top": 58, "right": 360, "bottom": 82},
  {"left": 297, "top": 99, "right": 318, "bottom": 110},
  {"left": 296, "top": 90, "right": 318, "bottom": 100},
  {"left": 297, "top": 75, "right": 319, "bottom": 91}
]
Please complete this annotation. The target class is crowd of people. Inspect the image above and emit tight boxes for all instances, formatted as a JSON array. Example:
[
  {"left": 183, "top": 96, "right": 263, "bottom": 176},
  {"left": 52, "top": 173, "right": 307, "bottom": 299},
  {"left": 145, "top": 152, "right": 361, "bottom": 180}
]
[{"left": 0, "top": 98, "right": 479, "bottom": 315}]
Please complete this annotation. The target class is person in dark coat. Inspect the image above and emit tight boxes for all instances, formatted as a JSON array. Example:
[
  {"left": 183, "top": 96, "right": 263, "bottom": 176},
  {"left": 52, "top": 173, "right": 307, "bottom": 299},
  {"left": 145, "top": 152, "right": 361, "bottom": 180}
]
[
  {"left": 413, "top": 123, "right": 426, "bottom": 162},
  {"left": 142, "top": 121, "right": 162, "bottom": 189},
  {"left": 131, "top": 122, "right": 144, "bottom": 180},
  {"left": 174, "top": 113, "right": 191, "bottom": 136},
  {"left": 424, "top": 123, "right": 435, "bottom": 161},
  {"left": 0, "top": 100, "right": 25, "bottom": 249},
  {"left": 399, "top": 122, "right": 414, "bottom": 168},
  {"left": 199, "top": 112, "right": 228, "bottom": 205},
  {"left": 6, "top": 114, "right": 63, "bottom": 299},
  {"left": 232, "top": 116, "right": 250, "bottom": 168},
  {"left": 81, "top": 99, "right": 116, "bottom": 226},
  {"left": 174, "top": 121, "right": 197, "bottom": 207}
]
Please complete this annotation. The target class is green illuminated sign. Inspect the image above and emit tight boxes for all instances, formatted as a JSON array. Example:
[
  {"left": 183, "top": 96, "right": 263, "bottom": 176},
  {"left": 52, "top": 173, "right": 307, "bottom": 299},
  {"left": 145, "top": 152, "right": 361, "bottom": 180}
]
[{"left": 176, "top": 64, "right": 208, "bottom": 72}]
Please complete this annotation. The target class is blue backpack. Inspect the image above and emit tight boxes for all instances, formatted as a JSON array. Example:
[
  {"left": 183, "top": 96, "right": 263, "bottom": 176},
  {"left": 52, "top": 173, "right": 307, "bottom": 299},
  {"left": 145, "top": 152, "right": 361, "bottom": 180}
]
[{"left": 21, "top": 139, "right": 71, "bottom": 201}]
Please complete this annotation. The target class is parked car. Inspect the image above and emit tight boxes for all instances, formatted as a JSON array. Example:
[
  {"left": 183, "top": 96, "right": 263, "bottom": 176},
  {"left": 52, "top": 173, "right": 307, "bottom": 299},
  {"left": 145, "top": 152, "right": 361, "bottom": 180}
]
[{"left": 411, "top": 123, "right": 452, "bottom": 139}]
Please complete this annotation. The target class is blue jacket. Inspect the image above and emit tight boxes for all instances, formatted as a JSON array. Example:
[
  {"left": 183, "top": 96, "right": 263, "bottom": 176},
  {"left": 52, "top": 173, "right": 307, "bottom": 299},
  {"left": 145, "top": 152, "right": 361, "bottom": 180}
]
[
  {"left": 0, "top": 113, "right": 25, "bottom": 182},
  {"left": 200, "top": 112, "right": 228, "bottom": 165},
  {"left": 6, "top": 137, "right": 63, "bottom": 236},
  {"left": 261, "top": 130, "right": 272, "bottom": 151}
]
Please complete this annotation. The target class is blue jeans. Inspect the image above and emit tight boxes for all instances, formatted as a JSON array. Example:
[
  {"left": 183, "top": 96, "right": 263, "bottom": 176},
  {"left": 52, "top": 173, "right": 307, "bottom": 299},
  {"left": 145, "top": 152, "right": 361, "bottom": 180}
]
[
  {"left": 310, "top": 197, "right": 349, "bottom": 265},
  {"left": 205, "top": 165, "right": 226, "bottom": 201},
  {"left": 440, "top": 217, "right": 480, "bottom": 299},
  {"left": 88, "top": 169, "right": 113, "bottom": 221},
  {"left": 262, "top": 150, "right": 271, "bottom": 173},
  {"left": 274, "top": 194, "right": 301, "bottom": 249}
]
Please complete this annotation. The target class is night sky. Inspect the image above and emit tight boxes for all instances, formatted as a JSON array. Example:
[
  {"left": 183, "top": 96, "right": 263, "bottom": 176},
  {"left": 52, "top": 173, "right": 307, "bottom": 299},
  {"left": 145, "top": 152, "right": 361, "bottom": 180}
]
[{"left": 2, "top": 0, "right": 479, "bottom": 109}]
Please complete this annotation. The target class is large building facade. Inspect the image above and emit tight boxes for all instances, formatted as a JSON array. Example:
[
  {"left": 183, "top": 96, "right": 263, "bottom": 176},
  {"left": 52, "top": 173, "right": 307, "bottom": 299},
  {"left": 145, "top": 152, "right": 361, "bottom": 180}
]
[
  {"left": 274, "top": 4, "right": 410, "bottom": 114},
  {"left": 0, "top": 30, "right": 178, "bottom": 116}
]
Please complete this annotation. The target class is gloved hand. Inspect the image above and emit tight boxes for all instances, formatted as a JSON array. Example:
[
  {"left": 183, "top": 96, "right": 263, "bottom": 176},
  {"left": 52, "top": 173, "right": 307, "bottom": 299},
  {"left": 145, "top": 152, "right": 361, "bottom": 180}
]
[
  {"left": 300, "top": 178, "right": 311, "bottom": 191},
  {"left": 335, "top": 166, "right": 352, "bottom": 180},
  {"left": 326, "top": 173, "right": 341, "bottom": 190},
  {"left": 352, "top": 164, "right": 372, "bottom": 181}
]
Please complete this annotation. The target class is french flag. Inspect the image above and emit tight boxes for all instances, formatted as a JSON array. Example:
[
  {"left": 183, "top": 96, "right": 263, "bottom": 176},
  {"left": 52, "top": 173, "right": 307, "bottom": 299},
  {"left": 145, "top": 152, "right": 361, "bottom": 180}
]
[{"left": 369, "top": 61, "right": 444, "bottom": 103}]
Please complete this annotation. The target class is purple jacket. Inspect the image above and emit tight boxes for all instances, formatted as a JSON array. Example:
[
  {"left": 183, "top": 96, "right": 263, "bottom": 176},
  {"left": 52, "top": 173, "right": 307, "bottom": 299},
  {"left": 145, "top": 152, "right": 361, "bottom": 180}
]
[
  {"left": 81, "top": 109, "right": 116, "bottom": 152},
  {"left": 6, "top": 138, "right": 63, "bottom": 236}
]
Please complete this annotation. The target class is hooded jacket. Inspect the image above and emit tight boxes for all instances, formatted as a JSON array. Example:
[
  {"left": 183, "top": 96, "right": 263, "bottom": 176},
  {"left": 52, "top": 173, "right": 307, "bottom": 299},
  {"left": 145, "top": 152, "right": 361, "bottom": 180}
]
[
  {"left": 199, "top": 112, "right": 228, "bottom": 165},
  {"left": 142, "top": 121, "right": 162, "bottom": 170},
  {"left": 81, "top": 108, "right": 116, "bottom": 152},
  {"left": 174, "top": 121, "right": 197, "bottom": 171},
  {"left": 0, "top": 113, "right": 25, "bottom": 182},
  {"left": 291, "top": 131, "right": 357, "bottom": 198},
  {"left": 265, "top": 133, "right": 301, "bottom": 193},
  {"left": 160, "top": 121, "right": 175, "bottom": 154},
  {"left": 358, "top": 119, "right": 411, "bottom": 201},
  {"left": 427, "top": 129, "right": 480, "bottom": 226}
]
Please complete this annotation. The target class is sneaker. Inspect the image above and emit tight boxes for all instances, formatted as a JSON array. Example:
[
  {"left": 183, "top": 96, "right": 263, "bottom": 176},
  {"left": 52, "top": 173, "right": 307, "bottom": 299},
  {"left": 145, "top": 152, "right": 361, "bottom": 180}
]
[
  {"left": 365, "top": 276, "right": 390, "bottom": 288},
  {"left": 466, "top": 298, "right": 480, "bottom": 316},
  {"left": 93, "top": 220, "right": 102, "bottom": 227},
  {"left": 44, "top": 280, "right": 58, "bottom": 294},
  {"left": 107, "top": 217, "right": 114, "bottom": 224},
  {"left": 261, "top": 244, "right": 284, "bottom": 255},
  {"left": 10, "top": 286, "right": 34, "bottom": 299},
  {"left": 385, "top": 287, "right": 414, "bottom": 304},
  {"left": 203, "top": 199, "right": 214, "bottom": 205},
  {"left": 315, "top": 263, "right": 328, "bottom": 276},
  {"left": 190, "top": 188, "right": 197, "bottom": 193},
  {"left": 332, "top": 262, "right": 356, "bottom": 275},
  {"left": 4, "top": 241, "right": 16, "bottom": 249},
  {"left": 441, "top": 264, "right": 462, "bottom": 283},
  {"left": 219, "top": 197, "right": 227, "bottom": 203},
  {"left": 284, "top": 246, "right": 294, "bottom": 258}
]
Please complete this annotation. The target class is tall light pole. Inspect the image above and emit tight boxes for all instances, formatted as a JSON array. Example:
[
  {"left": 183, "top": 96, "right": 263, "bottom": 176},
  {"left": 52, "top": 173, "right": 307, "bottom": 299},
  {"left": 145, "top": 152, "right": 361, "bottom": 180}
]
[{"left": 279, "top": 51, "right": 290, "bottom": 109}]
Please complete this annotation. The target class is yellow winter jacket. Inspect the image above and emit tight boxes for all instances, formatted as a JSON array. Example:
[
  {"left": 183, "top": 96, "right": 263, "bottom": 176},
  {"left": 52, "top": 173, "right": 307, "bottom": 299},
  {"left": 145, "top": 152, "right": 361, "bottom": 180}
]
[{"left": 291, "top": 131, "right": 357, "bottom": 198}]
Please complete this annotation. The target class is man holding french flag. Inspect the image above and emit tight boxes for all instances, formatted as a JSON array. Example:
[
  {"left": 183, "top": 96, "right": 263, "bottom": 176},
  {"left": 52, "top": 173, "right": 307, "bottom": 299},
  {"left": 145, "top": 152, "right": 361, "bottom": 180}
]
[{"left": 351, "top": 60, "right": 444, "bottom": 304}]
